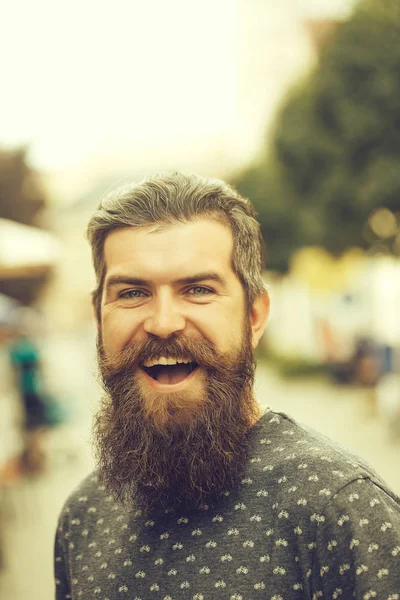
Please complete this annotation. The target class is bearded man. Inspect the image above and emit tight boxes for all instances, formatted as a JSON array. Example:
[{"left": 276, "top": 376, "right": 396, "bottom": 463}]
[{"left": 55, "top": 173, "right": 400, "bottom": 599}]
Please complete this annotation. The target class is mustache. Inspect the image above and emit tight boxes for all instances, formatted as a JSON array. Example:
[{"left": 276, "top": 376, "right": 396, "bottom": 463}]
[{"left": 98, "top": 334, "right": 230, "bottom": 374}]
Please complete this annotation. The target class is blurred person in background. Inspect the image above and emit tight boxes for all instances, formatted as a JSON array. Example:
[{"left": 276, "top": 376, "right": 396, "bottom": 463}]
[
  {"left": 8, "top": 308, "right": 49, "bottom": 474},
  {"left": 8, "top": 308, "right": 65, "bottom": 475},
  {"left": 55, "top": 173, "right": 400, "bottom": 599}
]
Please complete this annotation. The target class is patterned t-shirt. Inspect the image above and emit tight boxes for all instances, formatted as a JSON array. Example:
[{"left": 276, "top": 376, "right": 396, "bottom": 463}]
[{"left": 55, "top": 410, "right": 400, "bottom": 599}]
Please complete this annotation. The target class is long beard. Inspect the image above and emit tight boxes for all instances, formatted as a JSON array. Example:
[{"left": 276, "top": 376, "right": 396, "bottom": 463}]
[{"left": 93, "top": 326, "right": 258, "bottom": 513}]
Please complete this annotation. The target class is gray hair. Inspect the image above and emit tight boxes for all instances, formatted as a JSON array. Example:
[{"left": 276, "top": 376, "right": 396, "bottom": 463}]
[{"left": 87, "top": 172, "right": 265, "bottom": 319}]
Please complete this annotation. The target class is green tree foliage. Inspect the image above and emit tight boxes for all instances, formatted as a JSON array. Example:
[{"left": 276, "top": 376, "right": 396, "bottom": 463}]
[
  {"left": 232, "top": 155, "right": 301, "bottom": 273},
  {"left": 234, "top": 0, "right": 400, "bottom": 271}
]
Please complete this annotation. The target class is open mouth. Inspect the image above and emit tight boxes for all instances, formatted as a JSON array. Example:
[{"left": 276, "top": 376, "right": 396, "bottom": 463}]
[{"left": 142, "top": 362, "right": 199, "bottom": 385}]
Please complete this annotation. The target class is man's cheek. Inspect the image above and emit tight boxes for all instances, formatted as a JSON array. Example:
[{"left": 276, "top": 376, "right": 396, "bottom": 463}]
[{"left": 101, "top": 322, "right": 128, "bottom": 357}]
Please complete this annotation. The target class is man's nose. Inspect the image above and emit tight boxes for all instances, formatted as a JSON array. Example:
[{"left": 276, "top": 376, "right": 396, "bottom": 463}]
[{"left": 143, "top": 298, "right": 186, "bottom": 338}]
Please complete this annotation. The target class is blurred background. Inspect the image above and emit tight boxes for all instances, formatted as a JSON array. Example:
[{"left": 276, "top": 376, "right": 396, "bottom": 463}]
[{"left": 1, "top": 0, "right": 400, "bottom": 598}]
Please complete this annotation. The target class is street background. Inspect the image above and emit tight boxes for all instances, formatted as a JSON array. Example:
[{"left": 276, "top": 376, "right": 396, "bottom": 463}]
[{"left": 1, "top": 1, "right": 400, "bottom": 598}]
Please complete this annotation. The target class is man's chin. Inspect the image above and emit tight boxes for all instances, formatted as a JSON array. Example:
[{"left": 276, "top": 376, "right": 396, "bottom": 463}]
[{"left": 135, "top": 368, "right": 208, "bottom": 433}]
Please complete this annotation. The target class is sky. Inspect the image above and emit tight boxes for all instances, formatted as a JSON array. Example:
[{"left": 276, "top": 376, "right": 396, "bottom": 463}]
[
  {"left": 1, "top": 0, "right": 355, "bottom": 172},
  {"left": 1, "top": 0, "right": 237, "bottom": 170}
]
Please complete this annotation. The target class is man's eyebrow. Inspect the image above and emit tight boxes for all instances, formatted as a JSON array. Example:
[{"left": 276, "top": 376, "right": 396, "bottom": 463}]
[
  {"left": 105, "top": 276, "right": 151, "bottom": 289},
  {"left": 175, "top": 273, "right": 228, "bottom": 288},
  {"left": 105, "top": 273, "right": 228, "bottom": 289}
]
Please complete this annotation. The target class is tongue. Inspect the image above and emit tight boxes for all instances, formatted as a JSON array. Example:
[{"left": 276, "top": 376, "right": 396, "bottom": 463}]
[{"left": 157, "top": 364, "right": 191, "bottom": 385}]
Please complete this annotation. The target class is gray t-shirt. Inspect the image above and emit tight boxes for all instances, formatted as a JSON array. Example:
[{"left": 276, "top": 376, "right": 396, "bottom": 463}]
[{"left": 55, "top": 410, "right": 400, "bottom": 599}]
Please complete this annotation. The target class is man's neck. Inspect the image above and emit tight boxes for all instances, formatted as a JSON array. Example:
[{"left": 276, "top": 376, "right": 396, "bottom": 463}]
[{"left": 248, "top": 400, "right": 262, "bottom": 430}]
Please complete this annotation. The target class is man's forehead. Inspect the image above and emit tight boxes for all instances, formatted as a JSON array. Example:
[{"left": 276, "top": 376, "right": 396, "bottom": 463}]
[{"left": 104, "top": 219, "right": 235, "bottom": 266}]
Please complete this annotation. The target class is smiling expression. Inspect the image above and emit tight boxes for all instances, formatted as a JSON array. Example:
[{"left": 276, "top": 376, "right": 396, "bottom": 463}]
[
  {"left": 97, "top": 217, "right": 269, "bottom": 406},
  {"left": 100, "top": 219, "right": 252, "bottom": 387}
]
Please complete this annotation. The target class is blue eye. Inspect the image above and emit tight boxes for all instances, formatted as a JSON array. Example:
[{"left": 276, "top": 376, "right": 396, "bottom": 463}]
[
  {"left": 120, "top": 289, "right": 145, "bottom": 299},
  {"left": 188, "top": 286, "right": 212, "bottom": 295}
]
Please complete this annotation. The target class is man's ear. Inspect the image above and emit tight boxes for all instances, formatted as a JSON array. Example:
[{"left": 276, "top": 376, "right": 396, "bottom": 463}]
[{"left": 250, "top": 290, "right": 270, "bottom": 349}]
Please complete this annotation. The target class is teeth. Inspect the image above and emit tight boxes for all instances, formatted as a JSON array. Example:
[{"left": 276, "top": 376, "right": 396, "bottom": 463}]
[
  {"left": 143, "top": 356, "right": 192, "bottom": 368},
  {"left": 158, "top": 357, "right": 172, "bottom": 365}
]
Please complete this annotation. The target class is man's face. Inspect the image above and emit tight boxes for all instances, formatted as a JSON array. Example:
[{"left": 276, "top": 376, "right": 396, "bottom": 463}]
[
  {"left": 94, "top": 218, "right": 266, "bottom": 510},
  {"left": 100, "top": 219, "right": 252, "bottom": 422}
]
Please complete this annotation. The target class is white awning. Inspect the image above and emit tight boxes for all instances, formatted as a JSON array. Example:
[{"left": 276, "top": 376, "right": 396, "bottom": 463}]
[{"left": 0, "top": 218, "right": 62, "bottom": 279}]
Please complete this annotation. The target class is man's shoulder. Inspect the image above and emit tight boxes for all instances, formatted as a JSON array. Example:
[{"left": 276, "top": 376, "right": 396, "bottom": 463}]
[
  {"left": 58, "top": 471, "right": 109, "bottom": 523},
  {"left": 250, "top": 410, "right": 391, "bottom": 510}
]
